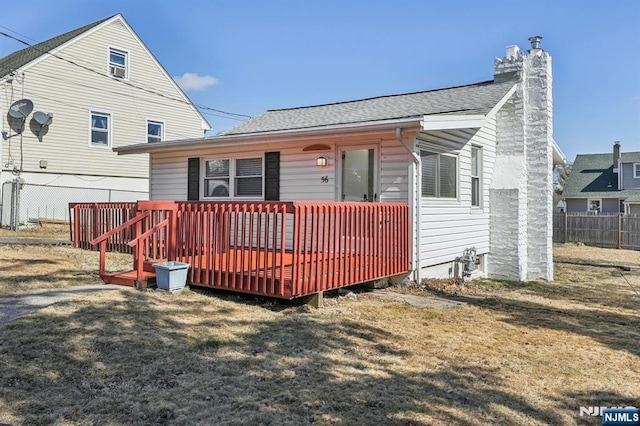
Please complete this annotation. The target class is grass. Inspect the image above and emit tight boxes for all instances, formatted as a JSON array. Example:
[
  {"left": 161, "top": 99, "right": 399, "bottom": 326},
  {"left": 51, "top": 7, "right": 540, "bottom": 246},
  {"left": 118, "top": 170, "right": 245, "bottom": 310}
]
[
  {"left": 0, "top": 223, "right": 71, "bottom": 240},
  {"left": 0, "top": 222, "right": 131, "bottom": 295},
  {"left": 0, "top": 244, "right": 638, "bottom": 424}
]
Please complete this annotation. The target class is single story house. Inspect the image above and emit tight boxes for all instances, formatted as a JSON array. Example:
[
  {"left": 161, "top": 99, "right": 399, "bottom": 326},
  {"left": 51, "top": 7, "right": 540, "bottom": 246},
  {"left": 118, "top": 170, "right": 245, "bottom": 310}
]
[
  {"left": 563, "top": 142, "right": 640, "bottom": 215},
  {"left": 115, "top": 37, "right": 566, "bottom": 283}
]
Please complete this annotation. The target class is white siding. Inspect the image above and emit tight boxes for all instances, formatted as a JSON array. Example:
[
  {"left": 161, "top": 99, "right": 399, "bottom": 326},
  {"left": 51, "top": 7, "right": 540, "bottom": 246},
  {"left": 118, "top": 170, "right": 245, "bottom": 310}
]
[
  {"left": 0, "top": 17, "right": 205, "bottom": 188},
  {"left": 380, "top": 137, "right": 410, "bottom": 202},
  {"left": 150, "top": 136, "right": 411, "bottom": 203},
  {"left": 418, "top": 118, "right": 497, "bottom": 272}
]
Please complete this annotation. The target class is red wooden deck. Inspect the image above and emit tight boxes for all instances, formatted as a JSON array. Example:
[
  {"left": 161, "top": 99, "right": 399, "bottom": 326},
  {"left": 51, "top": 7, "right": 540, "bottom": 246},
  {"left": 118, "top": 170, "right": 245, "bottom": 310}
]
[{"left": 71, "top": 200, "right": 410, "bottom": 299}]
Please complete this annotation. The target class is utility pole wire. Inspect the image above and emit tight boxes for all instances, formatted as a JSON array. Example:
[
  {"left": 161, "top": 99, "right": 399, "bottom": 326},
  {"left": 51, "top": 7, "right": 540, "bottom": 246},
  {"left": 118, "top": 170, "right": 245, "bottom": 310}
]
[{"left": 0, "top": 31, "right": 252, "bottom": 120}]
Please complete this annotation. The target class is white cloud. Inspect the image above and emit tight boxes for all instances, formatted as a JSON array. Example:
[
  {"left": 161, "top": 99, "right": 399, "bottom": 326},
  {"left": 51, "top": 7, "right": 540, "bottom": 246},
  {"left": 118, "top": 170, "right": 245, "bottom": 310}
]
[{"left": 174, "top": 72, "right": 218, "bottom": 92}]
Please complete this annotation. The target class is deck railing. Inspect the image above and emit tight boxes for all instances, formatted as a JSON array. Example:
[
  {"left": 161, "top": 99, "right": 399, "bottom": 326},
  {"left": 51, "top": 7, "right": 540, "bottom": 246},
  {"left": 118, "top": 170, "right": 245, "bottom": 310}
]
[
  {"left": 69, "top": 202, "right": 137, "bottom": 252},
  {"left": 175, "top": 201, "right": 293, "bottom": 297},
  {"left": 70, "top": 200, "right": 410, "bottom": 298}
]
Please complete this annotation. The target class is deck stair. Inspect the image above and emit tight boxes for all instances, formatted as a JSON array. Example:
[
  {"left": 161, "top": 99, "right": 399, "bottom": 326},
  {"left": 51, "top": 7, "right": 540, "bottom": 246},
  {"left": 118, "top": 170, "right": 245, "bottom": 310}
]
[
  {"left": 89, "top": 201, "right": 177, "bottom": 288},
  {"left": 99, "top": 259, "right": 167, "bottom": 287}
]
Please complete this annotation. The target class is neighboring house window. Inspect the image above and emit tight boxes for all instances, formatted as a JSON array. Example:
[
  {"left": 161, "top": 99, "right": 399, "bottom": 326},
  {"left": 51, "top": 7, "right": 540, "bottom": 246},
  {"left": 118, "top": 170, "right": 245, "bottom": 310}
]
[
  {"left": 90, "top": 112, "right": 110, "bottom": 147},
  {"left": 471, "top": 146, "right": 481, "bottom": 207},
  {"left": 147, "top": 120, "right": 164, "bottom": 143},
  {"left": 634, "top": 163, "right": 640, "bottom": 178},
  {"left": 421, "top": 150, "right": 457, "bottom": 198},
  {"left": 204, "top": 157, "right": 263, "bottom": 198},
  {"left": 109, "top": 48, "right": 128, "bottom": 78},
  {"left": 587, "top": 199, "right": 601, "bottom": 214}
]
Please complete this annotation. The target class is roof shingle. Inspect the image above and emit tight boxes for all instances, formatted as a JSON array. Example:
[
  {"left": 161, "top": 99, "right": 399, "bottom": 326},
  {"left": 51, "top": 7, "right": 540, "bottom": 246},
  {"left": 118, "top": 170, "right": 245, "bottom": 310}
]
[
  {"left": 0, "top": 16, "right": 112, "bottom": 79},
  {"left": 563, "top": 152, "right": 640, "bottom": 199},
  {"left": 221, "top": 80, "right": 515, "bottom": 135}
]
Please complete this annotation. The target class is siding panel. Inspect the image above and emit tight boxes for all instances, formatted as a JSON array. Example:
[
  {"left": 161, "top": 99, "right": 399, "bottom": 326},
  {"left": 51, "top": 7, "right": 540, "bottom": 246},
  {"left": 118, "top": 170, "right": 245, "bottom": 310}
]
[
  {"left": 418, "top": 119, "right": 497, "bottom": 271},
  {"left": 1, "top": 18, "right": 205, "bottom": 186}
]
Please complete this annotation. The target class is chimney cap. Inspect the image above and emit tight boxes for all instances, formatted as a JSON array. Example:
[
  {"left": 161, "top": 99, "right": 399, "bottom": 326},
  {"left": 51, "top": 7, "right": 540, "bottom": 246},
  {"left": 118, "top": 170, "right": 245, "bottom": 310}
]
[{"left": 528, "top": 35, "right": 543, "bottom": 50}]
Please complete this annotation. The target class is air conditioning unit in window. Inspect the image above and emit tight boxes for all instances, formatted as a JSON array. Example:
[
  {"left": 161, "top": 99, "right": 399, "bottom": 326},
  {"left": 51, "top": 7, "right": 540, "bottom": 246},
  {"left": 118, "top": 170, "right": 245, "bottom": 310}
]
[{"left": 109, "top": 66, "right": 125, "bottom": 78}]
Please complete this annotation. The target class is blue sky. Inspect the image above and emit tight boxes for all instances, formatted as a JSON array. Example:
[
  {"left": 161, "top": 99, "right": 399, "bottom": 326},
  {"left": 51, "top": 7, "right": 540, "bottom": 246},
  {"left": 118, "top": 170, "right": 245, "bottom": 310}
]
[{"left": 1, "top": 0, "right": 638, "bottom": 161}]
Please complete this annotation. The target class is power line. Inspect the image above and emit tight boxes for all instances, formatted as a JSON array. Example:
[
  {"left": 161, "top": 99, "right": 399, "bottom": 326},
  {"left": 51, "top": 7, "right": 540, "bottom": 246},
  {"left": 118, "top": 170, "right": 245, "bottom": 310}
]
[
  {"left": 0, "top": 30, "right": 252, "bottom": 120},
  {"left": 22, "top": 68, "right": 247, "bottom": 122}
]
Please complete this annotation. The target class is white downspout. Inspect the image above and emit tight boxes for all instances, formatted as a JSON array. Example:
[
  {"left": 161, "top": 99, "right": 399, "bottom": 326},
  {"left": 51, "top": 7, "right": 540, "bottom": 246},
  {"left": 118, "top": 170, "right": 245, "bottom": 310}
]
[{"left": 396, "top": 127, "right": 421, "bottom": 282}]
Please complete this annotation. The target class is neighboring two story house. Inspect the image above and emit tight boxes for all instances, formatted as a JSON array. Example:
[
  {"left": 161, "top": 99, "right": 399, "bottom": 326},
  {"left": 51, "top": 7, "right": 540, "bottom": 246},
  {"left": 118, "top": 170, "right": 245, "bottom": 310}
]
[
  {"left": 0, "top": 14, "right": 210, "bottom": 226},
  {"left": 563, "top": 142, "right": 640, "bottom": 215}
]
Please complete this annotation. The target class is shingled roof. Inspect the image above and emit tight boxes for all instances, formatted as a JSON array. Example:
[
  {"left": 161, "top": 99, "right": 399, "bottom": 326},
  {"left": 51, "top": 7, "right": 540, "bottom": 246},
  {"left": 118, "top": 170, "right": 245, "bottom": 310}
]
[
  {"left": 0, "top": 16, "right": 111, "bottom": 79},
  {"left": 563, "top": 152, "right": 640, "bottom": 198},
  {"left": 221, "top": 80, "right": 515, "bottom": 135}
]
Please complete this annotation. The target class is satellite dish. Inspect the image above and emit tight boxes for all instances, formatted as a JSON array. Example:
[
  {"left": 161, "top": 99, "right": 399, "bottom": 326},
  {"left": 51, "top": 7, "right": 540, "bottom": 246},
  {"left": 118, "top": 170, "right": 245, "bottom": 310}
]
[
  {"left": 7, "top": 113, "right": 25, "bottom": 134},
  {"left": 29, "top": 112, "right": 53, "bottom": 142},
  {"left": 32, "top": 111, "right": 53, "bottom": 126},
  {"left": 8, "top": 99, "right": 33, "bottom": 119}
]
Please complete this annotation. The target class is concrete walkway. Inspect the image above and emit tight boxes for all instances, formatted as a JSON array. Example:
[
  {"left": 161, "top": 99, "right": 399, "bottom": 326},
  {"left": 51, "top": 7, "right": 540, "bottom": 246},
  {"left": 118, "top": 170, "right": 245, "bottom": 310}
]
[
  {"left": 0, "top": 284, "right": 129, "bottom": 326},
  {"left": 370, "top": 290, "right": 467, "bottom": 310}
]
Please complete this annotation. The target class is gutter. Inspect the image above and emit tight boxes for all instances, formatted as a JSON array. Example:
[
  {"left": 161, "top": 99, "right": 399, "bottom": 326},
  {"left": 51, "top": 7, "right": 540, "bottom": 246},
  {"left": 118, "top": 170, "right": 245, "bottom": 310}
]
[
  {"left": 115, "top": 118, "right": 423, "bottom": 155},
  {"left": 396, "top": 127, "right": 421, "bottom": 282}
]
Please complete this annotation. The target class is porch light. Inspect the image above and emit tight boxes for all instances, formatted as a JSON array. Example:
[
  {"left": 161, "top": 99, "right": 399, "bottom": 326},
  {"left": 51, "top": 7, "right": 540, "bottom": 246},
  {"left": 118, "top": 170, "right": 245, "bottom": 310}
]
[{"left": 316, "top": 156, "right": 327, "bottom": 167}]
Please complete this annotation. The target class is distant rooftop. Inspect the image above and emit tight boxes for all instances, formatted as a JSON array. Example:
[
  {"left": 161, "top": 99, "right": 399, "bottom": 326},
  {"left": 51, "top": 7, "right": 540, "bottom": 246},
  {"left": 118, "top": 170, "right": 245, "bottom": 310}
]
[
  {"left": 221, "top": 80, "right": 515, "bottom": 135},
  {"left": 563, "top": 151, "right": 640, "bottom": 198}
]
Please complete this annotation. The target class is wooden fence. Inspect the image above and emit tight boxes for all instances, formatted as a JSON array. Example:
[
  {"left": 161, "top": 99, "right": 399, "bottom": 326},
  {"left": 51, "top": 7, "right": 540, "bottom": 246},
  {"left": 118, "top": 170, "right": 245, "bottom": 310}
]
[{"left": 553, "top": 213, "right": 640, "bottom": 250}]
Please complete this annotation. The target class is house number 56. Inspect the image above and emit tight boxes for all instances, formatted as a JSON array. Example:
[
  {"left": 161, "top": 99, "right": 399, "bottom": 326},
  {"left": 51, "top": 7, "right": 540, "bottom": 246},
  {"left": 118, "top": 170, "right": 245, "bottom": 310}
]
[{"left": 321, "top": 176, "right": 329, "bottom": 183}]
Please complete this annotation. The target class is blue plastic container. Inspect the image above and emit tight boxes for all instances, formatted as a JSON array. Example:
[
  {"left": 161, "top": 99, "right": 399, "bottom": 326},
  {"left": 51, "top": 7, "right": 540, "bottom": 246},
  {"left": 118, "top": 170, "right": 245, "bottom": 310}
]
[{"left": 153, "top": 261, "right": 190, "bottom": 291}]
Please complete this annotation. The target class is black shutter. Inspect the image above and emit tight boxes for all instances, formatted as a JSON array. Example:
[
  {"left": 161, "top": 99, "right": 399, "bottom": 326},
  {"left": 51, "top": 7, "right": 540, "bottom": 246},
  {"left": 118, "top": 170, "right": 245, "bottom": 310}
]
[
  {"left": 187, "top": 157, "right": 200, "bottom": 200},
  {"left": 264, "top": 152, "right": 280, "bottom": 201}
]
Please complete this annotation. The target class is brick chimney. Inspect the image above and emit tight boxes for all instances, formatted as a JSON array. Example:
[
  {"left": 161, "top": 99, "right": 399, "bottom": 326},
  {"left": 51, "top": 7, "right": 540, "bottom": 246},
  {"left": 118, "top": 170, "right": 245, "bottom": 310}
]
[
  {"left": 489, "top": 36, "right": 554, "bottom": 281},
  {"left": 613, "top": 141, "right": 621, "bottom": 171}
]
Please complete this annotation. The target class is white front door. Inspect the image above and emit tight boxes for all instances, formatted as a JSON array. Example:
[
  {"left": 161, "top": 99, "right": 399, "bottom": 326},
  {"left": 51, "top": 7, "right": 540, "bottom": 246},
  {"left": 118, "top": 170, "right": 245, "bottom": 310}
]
[{"left": 340, "top": 146, "right": 378, "bottom": 202}]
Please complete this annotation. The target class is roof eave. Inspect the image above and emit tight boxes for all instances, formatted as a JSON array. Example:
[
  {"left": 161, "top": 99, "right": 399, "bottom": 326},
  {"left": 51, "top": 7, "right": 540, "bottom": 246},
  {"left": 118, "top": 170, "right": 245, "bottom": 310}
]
[
  {"left": 420, "top": 114, "right": 486, "bottom": 131},
  {"left": 115, "top": 117, "right": 424, "bottom": 155},
  {"left": 552, "top": 137, "right": 567, "bottom": 166}
]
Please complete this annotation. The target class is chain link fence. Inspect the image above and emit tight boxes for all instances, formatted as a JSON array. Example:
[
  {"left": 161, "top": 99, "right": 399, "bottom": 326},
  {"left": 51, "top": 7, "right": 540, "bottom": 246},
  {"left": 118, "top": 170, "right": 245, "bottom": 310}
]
[{"left": 1, "top": 180, "right": 147, "bottom": 229}]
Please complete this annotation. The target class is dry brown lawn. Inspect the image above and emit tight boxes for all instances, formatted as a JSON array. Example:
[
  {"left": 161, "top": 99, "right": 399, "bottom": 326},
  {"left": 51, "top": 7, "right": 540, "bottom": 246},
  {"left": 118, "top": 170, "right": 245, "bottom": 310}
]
[
  {"left": 0, "top": 223, "right": 71, "bottom": 240},
  {"left": 0, "top": 243, "right": 638, "bottom": 425}
]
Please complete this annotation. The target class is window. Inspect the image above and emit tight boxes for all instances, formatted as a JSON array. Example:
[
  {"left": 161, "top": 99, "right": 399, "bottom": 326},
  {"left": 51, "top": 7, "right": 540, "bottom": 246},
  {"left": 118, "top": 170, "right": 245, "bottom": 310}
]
[
  {"left": 204, "top": 157, "right": 263, "bottom": 198},
  {"left": 634, "top": 163, "right": 640, "bottom": 179},
  {"left": 109, "top": 48, "right": 127, "bottom": 78},
  {"left": 235, "top": 158, "right": 263, "bottom": 196},
  {"left": 471, "top": 146, "right": 482, "bottom": 207},
  {"left": 587, "top": 199, "right": 601, "bottom": 214},
  {"left": 421, "top": 150, "right": 457, "bottom": 198},
  {"left": 90, "top": 112, "right": 110, "bottom": 147},
  {"left": 147, "top": 120, "right": 164, "bottom": 143}
]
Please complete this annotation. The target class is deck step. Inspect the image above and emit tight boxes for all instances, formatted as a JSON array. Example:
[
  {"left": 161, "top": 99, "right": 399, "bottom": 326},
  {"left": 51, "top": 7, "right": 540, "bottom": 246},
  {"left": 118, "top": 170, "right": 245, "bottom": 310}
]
[
  {"left": 100, "top": 270, "right": 156, "bottom": 287},
  {"left": 143, "top": 259, "right": 167, "bottom": 273}
]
